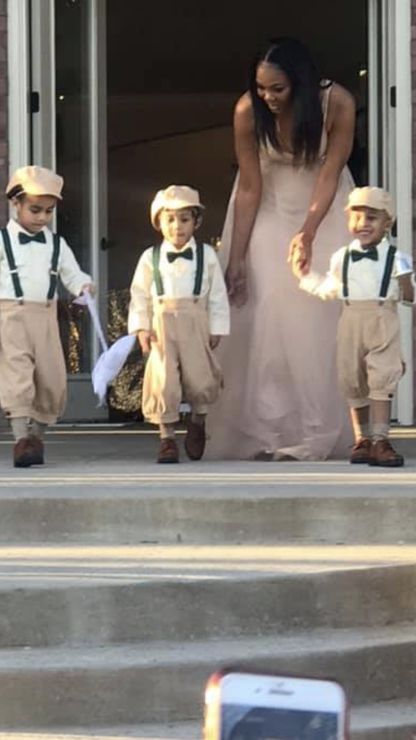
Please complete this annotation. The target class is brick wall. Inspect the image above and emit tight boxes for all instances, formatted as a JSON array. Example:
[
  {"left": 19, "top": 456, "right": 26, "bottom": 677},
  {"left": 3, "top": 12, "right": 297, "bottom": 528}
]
[{"left": 412, "top": 0, "right": 416, "bottom": 419}]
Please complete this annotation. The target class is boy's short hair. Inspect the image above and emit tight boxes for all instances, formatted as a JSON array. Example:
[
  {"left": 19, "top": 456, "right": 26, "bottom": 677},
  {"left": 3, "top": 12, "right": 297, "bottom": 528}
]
[
  {"left": 346, "top": 186, "right": 395, "bottom": 221},
  {"left": 151, "top": 185, "right": 205, "bottom": 229},
  {"left": 6, "top": 166, "right": 64, "bottom": 200}
]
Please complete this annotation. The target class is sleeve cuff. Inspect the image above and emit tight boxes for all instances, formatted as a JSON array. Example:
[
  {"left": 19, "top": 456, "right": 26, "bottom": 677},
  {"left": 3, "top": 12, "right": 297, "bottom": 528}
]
[
  {"left": 127, "top": 313, "right": 151, "bottom": 333},
  {"left": 209, "top": 317, "right": 230, "bottom": 335}
]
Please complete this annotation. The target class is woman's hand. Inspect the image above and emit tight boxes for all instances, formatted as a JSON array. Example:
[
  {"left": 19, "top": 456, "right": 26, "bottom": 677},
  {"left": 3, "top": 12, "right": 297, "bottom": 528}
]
[
  {"left": 288, "top": 231, "right": 314, "bottom": 278},
  {"left": 225, "top": 259, "right": 248, "bottom": 307}
]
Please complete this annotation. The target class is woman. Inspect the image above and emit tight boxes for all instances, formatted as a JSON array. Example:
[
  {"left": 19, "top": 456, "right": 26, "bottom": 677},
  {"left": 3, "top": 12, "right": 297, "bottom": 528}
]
[{"left": 207, "top": 37, "right": 356, "bottom": 461}]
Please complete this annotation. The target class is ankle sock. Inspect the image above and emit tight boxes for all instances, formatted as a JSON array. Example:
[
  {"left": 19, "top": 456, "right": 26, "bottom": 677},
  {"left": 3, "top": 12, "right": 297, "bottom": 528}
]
[
  {"left": 160, "top": 423, "right": 175, "bottom": 439},
  {"left": 352, "top": 421, "right": 370, "bottom": 443},
  {"left": 11, "top": 417, "right": 29, "bottom": 441},
  {"left": 372, "top": 422, "right": 390, "bottom": 443},
  {"left": 31, "top": 420, "right": 48, "bottom": 440}
]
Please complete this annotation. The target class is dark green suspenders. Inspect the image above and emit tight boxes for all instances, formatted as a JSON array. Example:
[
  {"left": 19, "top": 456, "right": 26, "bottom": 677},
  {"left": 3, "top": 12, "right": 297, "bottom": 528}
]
[
  {"left": 152, "top": 242, "right": 205, "bottom": 297},
  {"left": 379, "top": 245, "right": 396, "bottom": 299},
  {"left": 342, "top": 248, "right": 350, "bottom": 300},
  {"left": 341, "top": 244, "right": 397, "bottom": 302},
  {"left": 1, "top": 228, "right": 23, "bottom": 301},
  {"left": 152, "top": 244, "right": 164, "bottom": 297},
  {"left": 47, "top": 233, "right": 61, "bottom": 301},
  {"left": 1, "top": 228, "right": 61, "bottom": 302}
]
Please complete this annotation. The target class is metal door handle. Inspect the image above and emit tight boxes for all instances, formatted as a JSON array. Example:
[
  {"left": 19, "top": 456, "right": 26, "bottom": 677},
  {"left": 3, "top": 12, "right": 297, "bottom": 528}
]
[{"left": 100, "top": 237, "right": 115, "bottom": 251}]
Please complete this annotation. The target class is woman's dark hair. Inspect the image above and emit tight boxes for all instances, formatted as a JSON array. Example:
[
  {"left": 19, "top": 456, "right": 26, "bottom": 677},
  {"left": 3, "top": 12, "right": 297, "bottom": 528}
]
[{"left": 249, "top": 37, "right": 325, "bottom": 166}]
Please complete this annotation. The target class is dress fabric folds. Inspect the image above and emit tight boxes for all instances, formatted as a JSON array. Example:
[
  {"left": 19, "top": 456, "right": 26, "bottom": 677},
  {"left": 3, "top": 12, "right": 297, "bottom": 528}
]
[{"left": 206, "top": 87, "right": 354, "bottom": 460}]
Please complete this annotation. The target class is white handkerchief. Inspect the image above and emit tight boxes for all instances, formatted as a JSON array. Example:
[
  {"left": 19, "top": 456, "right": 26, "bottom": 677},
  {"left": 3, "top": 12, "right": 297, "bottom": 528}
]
[
  {"left": 74, "top": 291, "right": 136, "bottom": 405},
  {"left": 92, "top": 334, "right": 137, "bottom": 406}
]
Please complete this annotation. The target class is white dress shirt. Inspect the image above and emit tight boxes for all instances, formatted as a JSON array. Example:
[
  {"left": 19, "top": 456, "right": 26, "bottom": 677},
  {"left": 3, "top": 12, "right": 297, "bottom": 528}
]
[
  {"left": 0, "top": 219, "right": 92, "bottom": 302},
  {"left": 300, "top": 238, "right": 413, "bottom": 302},
  {"left": 128, "top": 237, "right": 230, "bottom": 335}
]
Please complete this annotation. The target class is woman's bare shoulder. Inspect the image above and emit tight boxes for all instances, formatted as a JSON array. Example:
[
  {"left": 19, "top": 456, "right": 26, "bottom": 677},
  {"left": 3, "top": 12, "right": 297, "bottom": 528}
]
[
  {"left": 234, "top": 92, "right": 255, "bottom": 132},
  {"left": 328, "top": 83, "right": 356, "bottom": 114}
]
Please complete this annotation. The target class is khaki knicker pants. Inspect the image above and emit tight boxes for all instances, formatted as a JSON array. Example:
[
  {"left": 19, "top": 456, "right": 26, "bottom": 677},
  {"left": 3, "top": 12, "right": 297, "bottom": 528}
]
[
  {"left": 337, "top": 300, "right": 404, "bottom": 408},
  {"left": 142, "top": 297, "right": 223, "bottom": 424},
  {"left": 0, "top": 300, "right": 67, "bottom": 423}
]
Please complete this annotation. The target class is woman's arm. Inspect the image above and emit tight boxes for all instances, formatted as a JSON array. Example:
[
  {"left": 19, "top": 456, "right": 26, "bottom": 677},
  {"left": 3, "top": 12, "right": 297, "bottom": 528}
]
[
  {"left": 226, "top": 93, "right": 262, "bottom": 304},
  {"left": 290, "top": 84, "right": 356, "bottom": 277}
]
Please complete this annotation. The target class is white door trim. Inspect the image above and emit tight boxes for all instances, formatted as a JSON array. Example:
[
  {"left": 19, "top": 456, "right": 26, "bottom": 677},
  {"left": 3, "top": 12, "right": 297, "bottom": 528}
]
[
  {"left": 88, "top": 0, "right": 108, "bottom": 366},
  {"left": 8, "top": 0, "right": 31, "bottom": 173},
  {"left": 394, "top": 0, "right": 413, "bottom": 424},
  {"left": 30, "top": 0, "right": 56, "bottom": 172},
  {"left": 367, "top": 0, "right": 380, "bottom": 185}
]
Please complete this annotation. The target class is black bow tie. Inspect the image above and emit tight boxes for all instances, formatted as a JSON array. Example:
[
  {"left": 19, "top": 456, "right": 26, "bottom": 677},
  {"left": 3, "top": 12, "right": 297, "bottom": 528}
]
[
  {"left": 350, "top": 246, "right": 378, "bottom": 262},
  {"left": 167, "top": 247, "right": 193, "bottom": 263},
  {"left": 18, "top": 231, "right": 46, "bottom": 245}
]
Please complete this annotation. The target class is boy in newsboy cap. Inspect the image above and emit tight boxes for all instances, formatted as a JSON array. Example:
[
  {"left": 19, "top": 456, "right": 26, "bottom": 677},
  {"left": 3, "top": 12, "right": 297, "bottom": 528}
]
[
  {"left": 299, "top": 186, "right": 414, "bottom": 467},
  {"left": 128, "top": 184, "right": 230, "bottom": 463},
  {"left": 0, "top": 165, "right": 94, "bottom": 467}
]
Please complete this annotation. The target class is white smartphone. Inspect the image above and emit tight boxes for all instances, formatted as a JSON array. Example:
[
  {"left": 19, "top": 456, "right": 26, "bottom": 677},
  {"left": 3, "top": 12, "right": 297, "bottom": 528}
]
[{"left": 204, "top": 670, "right": 348, "bottom": 740}]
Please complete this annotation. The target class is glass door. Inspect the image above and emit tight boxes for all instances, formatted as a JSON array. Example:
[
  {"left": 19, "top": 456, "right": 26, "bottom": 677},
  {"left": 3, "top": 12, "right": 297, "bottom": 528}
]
[
  {"left": 367, "top": 0, "right": 413, "bottom": 424},
  {"left": 30, "top": 0, "right": 108, "bottom": 420}
]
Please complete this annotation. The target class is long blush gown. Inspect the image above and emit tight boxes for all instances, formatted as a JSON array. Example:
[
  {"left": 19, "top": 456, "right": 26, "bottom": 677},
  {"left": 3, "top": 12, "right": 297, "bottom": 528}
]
[{"left": 206, "top": 86, "right": 354, "bottom": 461}]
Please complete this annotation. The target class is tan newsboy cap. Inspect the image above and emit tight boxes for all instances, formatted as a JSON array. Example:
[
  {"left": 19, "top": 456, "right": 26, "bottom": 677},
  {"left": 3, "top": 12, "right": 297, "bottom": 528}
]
[
  {"left": 6, "top": 166, "right": 64, "bottom": 200},
  {"left": 346, "top": 186, "right": 395, "bottom": 220},
  {"left": 150, "top": 185, "right": 205, "bottom": 228}
]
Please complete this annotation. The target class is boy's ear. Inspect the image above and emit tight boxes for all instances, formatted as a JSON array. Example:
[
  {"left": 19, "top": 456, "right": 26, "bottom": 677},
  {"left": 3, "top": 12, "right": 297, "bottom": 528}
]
[{"left": 194, "top": 214, "right": 203, "bottom": 231}]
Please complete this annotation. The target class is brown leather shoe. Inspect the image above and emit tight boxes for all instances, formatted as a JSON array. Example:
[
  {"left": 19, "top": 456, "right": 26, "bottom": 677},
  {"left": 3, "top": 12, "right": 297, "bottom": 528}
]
[
  {"left": 157, "top": 437, "right": 179, "bottom": 464},
  {"left": 369, "top": 438, "right": 404, "bottom": 467},
  {"left": 28, "top": 435, "right": 44, "bottom": 465},
  {"left": 13, "top": 438, "right": 34, "bottom": 468},
  {"left": 184, "top": 417, "right": 206, "bottom": 460},
  {"left": 14, "top": 436, "right": 45, "bottom": 468},
  {"left": 350, "top": 438, "right": 372, "bottom": 464}
]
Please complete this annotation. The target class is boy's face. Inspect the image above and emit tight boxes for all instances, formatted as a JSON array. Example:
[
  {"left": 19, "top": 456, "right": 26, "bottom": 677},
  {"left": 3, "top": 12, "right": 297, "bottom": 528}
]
[
  {"left": 348, "top": 206, "right": 392, "bottom": 247},
  {"left": 158, "top": 208, "right": 199, "bottom": 249},
  {"left": 12, "top": 194, "right": 57, "bottom": 234}
]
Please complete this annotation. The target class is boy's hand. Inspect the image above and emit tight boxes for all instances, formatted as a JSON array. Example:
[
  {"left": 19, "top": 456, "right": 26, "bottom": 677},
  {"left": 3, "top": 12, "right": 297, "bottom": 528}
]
[
  {"left": 398, "top": 274, "right": 414, "bottom": 304},
  {"left": 209, "top": 335, "right": 221, "bottom": 349},
  {"left": 138, "top": 329, "right": 157, "bottom": 355},
  {"left": 81, "top": 283, "right": 96, "bottom": 297}
]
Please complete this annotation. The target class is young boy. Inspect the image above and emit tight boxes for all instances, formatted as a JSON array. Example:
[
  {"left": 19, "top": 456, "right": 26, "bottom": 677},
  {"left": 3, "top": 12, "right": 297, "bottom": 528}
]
[
  {"left": 0, "top": 165, "right": 94, "bottom": 467},
  {"left": 299, "top": 186, "right": 413, "bottom": 467},
  {"left": 128, "top": 185, "right": 230, "bottom": 463}
]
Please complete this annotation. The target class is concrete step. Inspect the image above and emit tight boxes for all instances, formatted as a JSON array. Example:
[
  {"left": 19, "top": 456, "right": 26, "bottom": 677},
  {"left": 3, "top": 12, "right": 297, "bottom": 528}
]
[
  {"left": 3, "top": 701, "right": 416, "bottom": 740},
  {"left": 1, "top": 550, "right": 416, "bottom": 648},
  {"left": 1, "top": 466, "right": 416, "bottom": 544},
  {"left": 0, "top": 627, "right": 415, "bottom": 728}
]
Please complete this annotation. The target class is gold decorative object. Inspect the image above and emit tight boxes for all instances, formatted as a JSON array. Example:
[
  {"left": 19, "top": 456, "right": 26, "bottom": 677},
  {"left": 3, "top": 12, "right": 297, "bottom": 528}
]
[{"left": 58, "top": 290, "right": 145, "bottom": 420}]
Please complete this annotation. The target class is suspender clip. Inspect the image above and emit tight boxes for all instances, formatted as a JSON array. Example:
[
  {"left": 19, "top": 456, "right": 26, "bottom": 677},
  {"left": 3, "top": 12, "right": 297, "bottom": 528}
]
[{"left": 50, "top": 270, "right": 58, "bottom": 276}]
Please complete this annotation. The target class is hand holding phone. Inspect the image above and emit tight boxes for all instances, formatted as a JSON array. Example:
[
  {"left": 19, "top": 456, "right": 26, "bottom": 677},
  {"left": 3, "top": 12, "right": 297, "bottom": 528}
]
[{"left": 204, "top": 670, "right": 348, "bottom": 740}]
